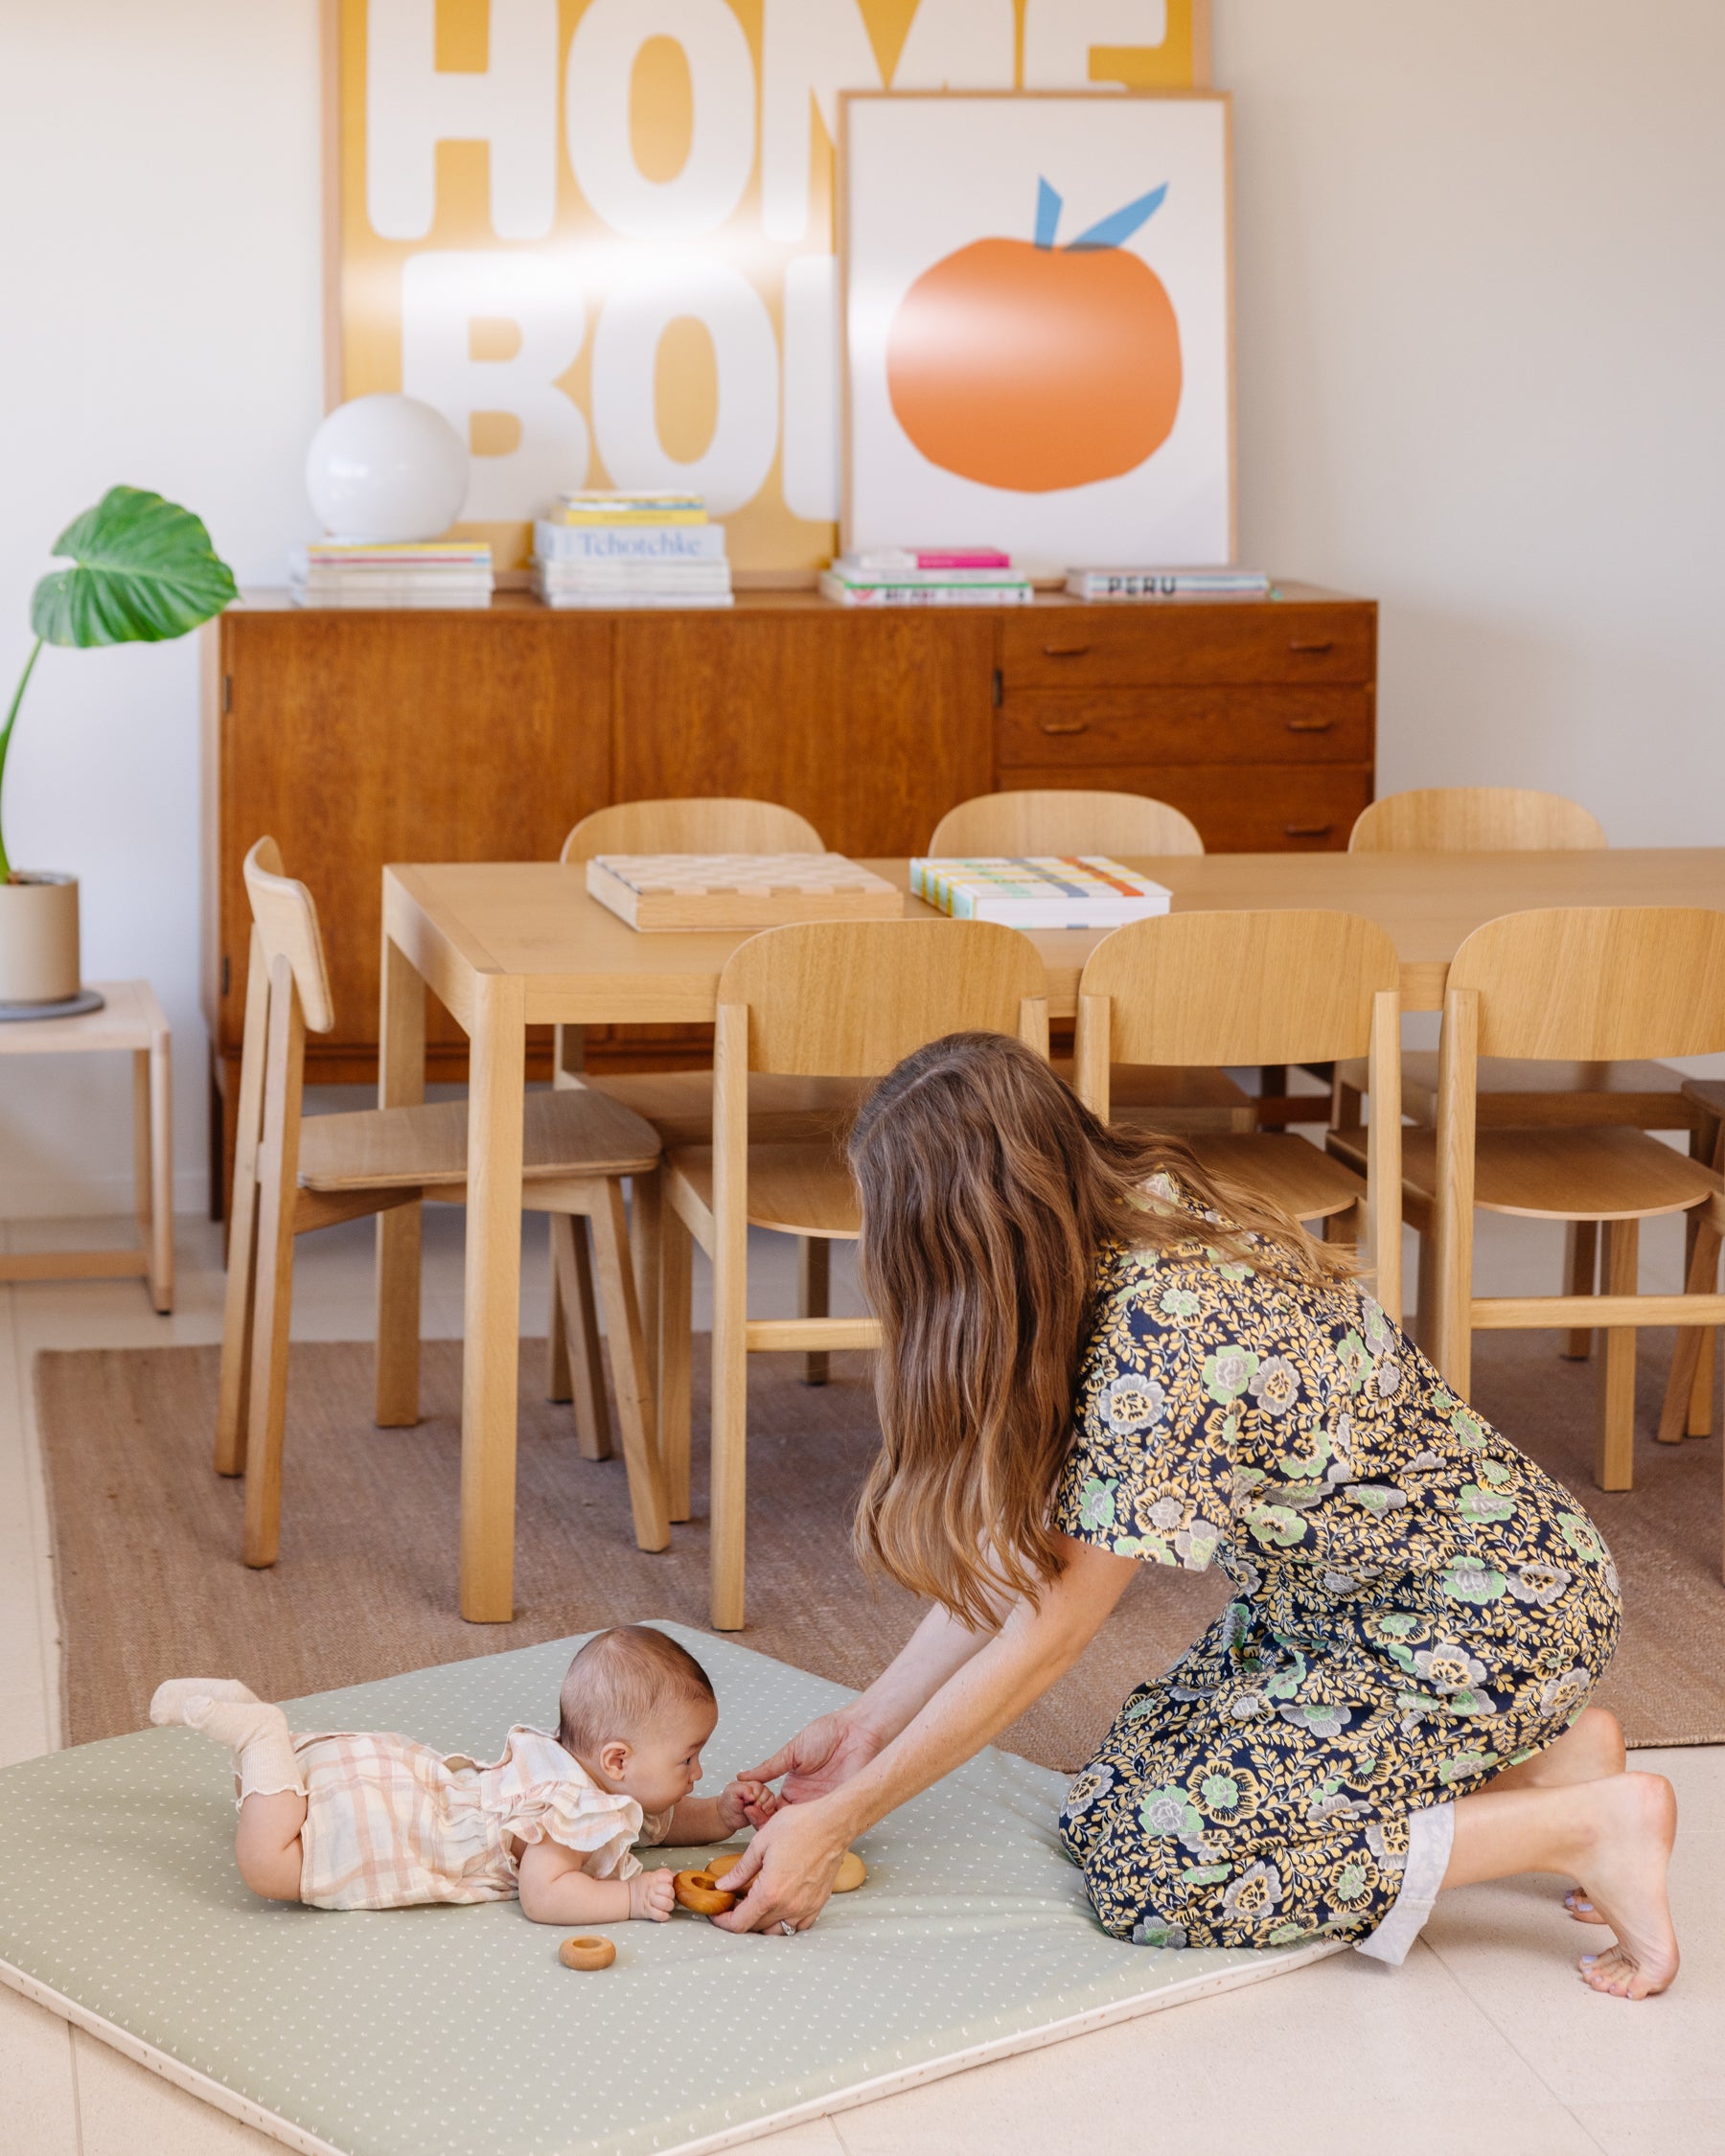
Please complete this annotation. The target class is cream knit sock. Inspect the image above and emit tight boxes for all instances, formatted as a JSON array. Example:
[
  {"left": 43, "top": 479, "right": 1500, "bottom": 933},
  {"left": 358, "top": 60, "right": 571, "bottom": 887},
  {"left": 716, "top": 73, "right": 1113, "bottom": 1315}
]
[{"left": 150, "top": 1680, "right": 305, "bottom": 1801}]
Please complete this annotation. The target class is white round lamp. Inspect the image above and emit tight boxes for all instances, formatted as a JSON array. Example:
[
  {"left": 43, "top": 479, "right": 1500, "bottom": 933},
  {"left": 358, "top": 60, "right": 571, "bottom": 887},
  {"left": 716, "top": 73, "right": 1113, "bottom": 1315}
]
[{"left": 306, "top": 394, "right": 470, "bottom": 541}]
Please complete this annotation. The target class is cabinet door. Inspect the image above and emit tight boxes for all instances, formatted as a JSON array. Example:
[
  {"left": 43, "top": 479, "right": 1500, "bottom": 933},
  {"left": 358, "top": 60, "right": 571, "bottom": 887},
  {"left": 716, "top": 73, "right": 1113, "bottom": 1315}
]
[
  {"left": 215, "top": 609, "right": 611, "bottom": 1061},
  {"left": 614, "top": 606, "right": 995, "bottom": 856}
]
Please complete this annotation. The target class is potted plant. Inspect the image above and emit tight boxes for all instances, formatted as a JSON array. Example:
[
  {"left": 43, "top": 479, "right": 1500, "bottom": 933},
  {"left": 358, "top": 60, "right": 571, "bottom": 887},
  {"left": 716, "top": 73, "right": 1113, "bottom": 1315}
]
[{"left": 0, "top": 487, "right": 235, "bottom": 1005}]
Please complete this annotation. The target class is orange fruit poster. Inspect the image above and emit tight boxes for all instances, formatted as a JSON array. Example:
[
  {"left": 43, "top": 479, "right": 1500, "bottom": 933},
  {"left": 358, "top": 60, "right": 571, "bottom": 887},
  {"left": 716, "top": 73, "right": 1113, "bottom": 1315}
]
[
  {"left": 842, "top": 91, "right": 1232, "bottom": 566},
  {"left": 332, "top": 0, "right": 1210, "bottom": 576}
]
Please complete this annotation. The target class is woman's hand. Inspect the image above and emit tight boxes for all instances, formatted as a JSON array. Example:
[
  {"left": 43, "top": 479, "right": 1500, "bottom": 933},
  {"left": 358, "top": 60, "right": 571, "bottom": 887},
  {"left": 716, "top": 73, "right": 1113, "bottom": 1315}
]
[
  {"left": 707, "top": 1797, "right": 853, "bottom": 1934},
  {"left": 738, "top": 1708, "right": 886, "bottom": 1805}
]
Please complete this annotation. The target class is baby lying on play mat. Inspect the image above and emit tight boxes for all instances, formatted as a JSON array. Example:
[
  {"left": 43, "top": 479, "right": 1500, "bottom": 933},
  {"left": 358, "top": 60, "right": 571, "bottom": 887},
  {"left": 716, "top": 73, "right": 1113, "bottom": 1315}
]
[{"left": 151, "top": 1625, "right": 775, "bottom": 1923}]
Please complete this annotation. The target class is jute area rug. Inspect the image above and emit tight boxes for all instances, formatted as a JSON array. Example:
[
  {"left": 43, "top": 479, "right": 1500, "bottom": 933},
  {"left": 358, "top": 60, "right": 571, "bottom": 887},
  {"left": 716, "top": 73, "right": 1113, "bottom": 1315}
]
[{"left": 35, "top": 1331, "right": 1724, "bottom": 1755}]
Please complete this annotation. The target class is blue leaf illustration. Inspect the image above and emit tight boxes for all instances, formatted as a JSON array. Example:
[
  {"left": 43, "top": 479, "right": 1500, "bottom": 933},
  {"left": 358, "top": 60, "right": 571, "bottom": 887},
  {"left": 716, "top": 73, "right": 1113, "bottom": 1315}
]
[
  {"left": 1034, "top": 177, "right": 1063, "bottom": 250},
  {"left": 1068, "top": 182, "right": 1168, "bottom": 252}
]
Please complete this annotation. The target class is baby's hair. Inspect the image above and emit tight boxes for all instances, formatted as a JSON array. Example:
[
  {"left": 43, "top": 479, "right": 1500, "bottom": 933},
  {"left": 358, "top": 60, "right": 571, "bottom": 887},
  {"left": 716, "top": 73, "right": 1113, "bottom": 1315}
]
[{"left": 557, "top": 1626, "right": 716, "bottom": 1760}]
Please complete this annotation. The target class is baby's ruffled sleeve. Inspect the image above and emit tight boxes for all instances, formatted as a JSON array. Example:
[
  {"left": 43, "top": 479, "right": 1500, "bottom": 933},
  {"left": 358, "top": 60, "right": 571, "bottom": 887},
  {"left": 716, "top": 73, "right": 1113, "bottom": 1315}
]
[
  {"left": 511, "top": 1783, "right": 645, "bottom": 1881},
  {"left": 637, "top": 1807, "right": 675, "bottom": 1847}
]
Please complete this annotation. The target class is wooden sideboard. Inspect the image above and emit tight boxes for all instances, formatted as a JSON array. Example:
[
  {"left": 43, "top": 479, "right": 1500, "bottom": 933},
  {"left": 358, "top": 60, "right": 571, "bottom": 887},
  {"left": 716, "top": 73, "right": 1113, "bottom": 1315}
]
[{"left": 201, "top": 582, "right": 1375, "bottom": 1204}]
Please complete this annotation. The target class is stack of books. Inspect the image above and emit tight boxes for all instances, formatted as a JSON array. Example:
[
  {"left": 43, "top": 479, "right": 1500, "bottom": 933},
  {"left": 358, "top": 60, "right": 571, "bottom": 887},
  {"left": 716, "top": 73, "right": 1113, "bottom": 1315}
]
[
  {"left": 288, "top": 540, "right": 494, "bottom": 608},
  {"left": 910, "top": 856, "right": 1172, "bottom": 928},
  {"left": 1065, "top": 567, "right": 1271, "bottom": 600},
  {"left": 533, "top": 491, "right": 733, "bottom": 608},
  {"left": 820, "top": 548, "right": 1032, "bottom": 608}
]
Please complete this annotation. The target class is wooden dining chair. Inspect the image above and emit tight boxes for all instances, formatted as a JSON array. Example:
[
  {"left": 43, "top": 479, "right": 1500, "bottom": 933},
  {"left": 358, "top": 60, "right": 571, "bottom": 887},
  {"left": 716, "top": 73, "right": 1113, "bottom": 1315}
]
[
  {"left": 929, "top": 789, "right": 1252, "bottom": 1139},
  {"left": 1074, "top": 910, "right": 1404, "bottom": 1320},
  {"left": 217, "top": 838, "right": 669, "bottom": 1572},
  {"left": 1348, "top": 787, "right": 1609, "bottom": 854},
  {"left": 659, "top": 917, "right": 1050, "bottom": 1629},
  {"left": 1335, "top": 786, "right": 1703, "bottom": 1355},
  {"left": 547, "top": 798, "right": 870, "bottom": 1456},
  {"left": 928, "top": 787, "right": 1204, "bottom": 859},
  {"left": 1657, "top": 1077, "right": 1725, "bottom": 1447},
  {"left": 1392, "top": 906, "right": 1725, "bottom": 1500}
]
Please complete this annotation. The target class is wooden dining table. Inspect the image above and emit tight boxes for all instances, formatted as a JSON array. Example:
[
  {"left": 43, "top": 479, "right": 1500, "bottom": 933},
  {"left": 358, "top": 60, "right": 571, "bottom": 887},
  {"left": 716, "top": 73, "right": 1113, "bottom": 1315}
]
[{"left": 380, "top": 845, "right": 1725, "bottom": 1620}]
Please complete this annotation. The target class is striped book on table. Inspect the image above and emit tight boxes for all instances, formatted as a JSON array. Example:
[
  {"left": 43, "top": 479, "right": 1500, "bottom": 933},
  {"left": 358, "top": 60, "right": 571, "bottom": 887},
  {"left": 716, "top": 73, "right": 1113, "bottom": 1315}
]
[{"left": 910, "top": 857, "right": 1172, "bottom": 929}]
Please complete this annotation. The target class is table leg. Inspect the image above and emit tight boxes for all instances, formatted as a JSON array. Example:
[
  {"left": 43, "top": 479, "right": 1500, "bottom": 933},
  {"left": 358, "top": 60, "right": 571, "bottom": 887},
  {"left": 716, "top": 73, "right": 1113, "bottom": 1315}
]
[
  {"left": 376, "top": 929, "right": 426, "bottom": 1427},
  {"left": 460, "top": 975, "right": 527, "bottom": 1623}
]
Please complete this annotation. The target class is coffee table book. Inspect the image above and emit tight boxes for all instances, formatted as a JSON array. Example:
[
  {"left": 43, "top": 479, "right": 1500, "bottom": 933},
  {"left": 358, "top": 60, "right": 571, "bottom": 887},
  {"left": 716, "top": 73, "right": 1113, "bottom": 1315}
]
[{"left": 586, "top": 853, "right": 904, "bottom": 932}]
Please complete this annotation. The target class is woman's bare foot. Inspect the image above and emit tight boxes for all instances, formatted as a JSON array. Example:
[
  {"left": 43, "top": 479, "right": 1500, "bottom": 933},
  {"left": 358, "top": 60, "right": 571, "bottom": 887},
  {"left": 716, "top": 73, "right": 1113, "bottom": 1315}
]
[
  {"left": 1570, "top": 1772, "right": 1679, "bottom": 1998},
  {"left": 1489, "top": 1709, "right": 1627, "bottom": 1924}
]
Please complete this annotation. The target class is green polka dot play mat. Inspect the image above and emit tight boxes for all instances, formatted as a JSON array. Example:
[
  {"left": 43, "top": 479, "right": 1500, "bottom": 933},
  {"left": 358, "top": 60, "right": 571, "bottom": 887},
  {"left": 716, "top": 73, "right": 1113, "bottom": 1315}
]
[{"left": 0, "top": 1626, "right": 1335, "bottom": 2156}]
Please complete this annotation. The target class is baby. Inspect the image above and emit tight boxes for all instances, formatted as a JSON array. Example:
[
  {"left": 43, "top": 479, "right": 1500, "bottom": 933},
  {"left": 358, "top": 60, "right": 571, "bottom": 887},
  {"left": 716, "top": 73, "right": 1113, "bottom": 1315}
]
[{"left": 150, "top": 1625, "right": 775, "bottom": 1923}]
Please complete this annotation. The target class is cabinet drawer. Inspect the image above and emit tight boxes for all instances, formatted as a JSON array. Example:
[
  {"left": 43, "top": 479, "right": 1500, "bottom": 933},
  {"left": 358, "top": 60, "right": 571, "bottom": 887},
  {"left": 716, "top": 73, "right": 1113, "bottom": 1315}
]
[
  {"left": 992, "top": 764, "right": 1371, "bottom": 852},
  {"left": 1000, "top": 605, "right": 1373, "bottom": 689},
  {"left": 998, "top": 685, "right": 1371, "bottom": 768}
]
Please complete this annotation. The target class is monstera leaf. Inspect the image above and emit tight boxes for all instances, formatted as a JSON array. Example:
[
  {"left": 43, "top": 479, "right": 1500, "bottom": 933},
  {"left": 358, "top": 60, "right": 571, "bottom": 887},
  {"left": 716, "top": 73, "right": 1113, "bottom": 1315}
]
[{"left": 29, "top": 486, "right": 236, "bottom": 647}]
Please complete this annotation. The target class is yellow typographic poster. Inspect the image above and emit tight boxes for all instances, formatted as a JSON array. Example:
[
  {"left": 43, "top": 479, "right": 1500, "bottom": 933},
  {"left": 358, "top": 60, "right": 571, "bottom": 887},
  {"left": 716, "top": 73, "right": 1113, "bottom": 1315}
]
[{"left": 334, "top": 0, "right": 1209, "bottom": 574}]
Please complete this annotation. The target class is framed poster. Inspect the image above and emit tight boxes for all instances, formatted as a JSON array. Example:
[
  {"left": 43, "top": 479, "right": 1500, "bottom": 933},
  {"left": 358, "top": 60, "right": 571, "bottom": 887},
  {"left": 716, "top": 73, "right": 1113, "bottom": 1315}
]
[
  {"left": 327, "top": 1, "right": 1211, "bottom": 578},
  {"left": 840, "top": 90, "right": 1232, "bottom": 566}
]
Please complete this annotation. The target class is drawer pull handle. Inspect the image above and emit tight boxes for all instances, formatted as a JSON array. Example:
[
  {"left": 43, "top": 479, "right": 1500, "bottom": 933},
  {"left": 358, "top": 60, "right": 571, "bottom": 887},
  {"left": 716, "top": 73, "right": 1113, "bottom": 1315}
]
[
  {"left": 1288, "top": 639, "right": 1335, "bottom": 655},
  {"left": 1039, "top": 720, "right": 1090, "bottom": 736},
  {"left": 1041, "top": 644, "right": 1092, "bottom": 658},
  {"left": 1284, "top": 717, "right": 1335, "bottom": 733},
  {"left": 1284, "top": 822, "right": 1335, "bottom": 838}
]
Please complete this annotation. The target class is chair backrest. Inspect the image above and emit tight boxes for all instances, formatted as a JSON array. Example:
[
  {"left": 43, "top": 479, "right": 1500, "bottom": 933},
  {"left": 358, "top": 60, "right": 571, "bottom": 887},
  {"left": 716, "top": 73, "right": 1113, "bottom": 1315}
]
[
  {"left": 1446, "top": 907, "right": 1725, "bottom": 1061},
  {"left": 1077, "top": 909, "right": 1402, "bottom": 1068},
  {"left": 928, "top": 789, "right": 1204, "bottom": 859},
  {"left": 1349, "top": 787, "right": 1606, "bottom": 854},
  {"left": 717, "top": 920, "right": 1048, "bottom": 1078},
  {"left": 561, "top": 797, "right": 824, "bottom": 863},
  {"left": 242, "top": 837, "right": 335, "bottom": 1035}
]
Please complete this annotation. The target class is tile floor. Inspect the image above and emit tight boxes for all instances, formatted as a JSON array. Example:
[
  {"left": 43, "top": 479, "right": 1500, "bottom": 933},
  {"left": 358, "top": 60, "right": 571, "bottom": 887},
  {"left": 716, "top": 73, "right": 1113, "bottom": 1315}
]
[{"left": 0, "top": 1202, "right": 1717, "bottom": 2155}]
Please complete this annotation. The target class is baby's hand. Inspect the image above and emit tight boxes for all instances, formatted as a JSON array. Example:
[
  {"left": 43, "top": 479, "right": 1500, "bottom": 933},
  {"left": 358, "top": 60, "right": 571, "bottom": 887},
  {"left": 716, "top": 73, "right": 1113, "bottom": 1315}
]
[
  {"left": 630, "top": 1868, "right": 677, "bottom": 1923},
  {"left": 718, "top": 1777, "right": 780, "bottom": 1833}
]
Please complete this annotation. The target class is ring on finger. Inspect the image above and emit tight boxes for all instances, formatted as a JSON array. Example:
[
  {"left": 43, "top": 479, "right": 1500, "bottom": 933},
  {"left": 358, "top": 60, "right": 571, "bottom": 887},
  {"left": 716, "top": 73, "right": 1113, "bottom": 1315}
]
[{"left": 778, "top": 1920, "right": 796, "bottom": 1937}]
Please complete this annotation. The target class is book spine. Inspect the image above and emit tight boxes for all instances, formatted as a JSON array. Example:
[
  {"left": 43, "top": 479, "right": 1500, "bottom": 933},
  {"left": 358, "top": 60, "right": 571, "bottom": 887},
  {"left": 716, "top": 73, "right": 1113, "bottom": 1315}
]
[
  {"left": 535, "top": 521, "right": 727, "bottom": 561},
  {"left": 819, "top": 575, "right": 1030, "bottom": 608}
]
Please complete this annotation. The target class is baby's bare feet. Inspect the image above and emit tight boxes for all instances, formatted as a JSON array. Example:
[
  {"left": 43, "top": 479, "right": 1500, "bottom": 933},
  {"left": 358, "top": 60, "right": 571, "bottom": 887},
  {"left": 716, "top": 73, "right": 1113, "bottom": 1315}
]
[{"left": 1571, "top": 1773, "right": 1679, "bottom": 1998}]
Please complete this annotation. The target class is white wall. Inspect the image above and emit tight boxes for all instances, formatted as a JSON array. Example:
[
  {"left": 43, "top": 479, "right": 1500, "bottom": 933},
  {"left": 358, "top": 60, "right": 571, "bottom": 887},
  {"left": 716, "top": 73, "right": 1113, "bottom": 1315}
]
[
  {"left": 0, "top": 3, "right": 323, "bottom": 1214},
  {"left": 0, "top": 1, "right": 1720, "bottom": 1215},
  {"left": 1219, "top": 1, "right": 1725, "bottom": 831}
]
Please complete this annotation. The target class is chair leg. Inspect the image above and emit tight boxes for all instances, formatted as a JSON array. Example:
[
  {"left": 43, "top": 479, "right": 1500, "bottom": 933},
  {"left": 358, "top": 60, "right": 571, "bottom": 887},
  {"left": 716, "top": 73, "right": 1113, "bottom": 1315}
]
[
  {"left": 1563, "top": 1220, "right": 1597, "bottom": 1361},
  {"left": 658, "top": 1201, "right": 694, "bottom": 1524},
  {"left": 710, "top": 1215, "right": 749, "bottom": 1633},
  {"left": 586, "top": 1183, "right": 669, "bottom": 1552},
  {"left": 1597, "top": 1219, "right": 1639, "bottom": 1493},
  {"left": 215, "top": 1117, "right": 262, "bottom": 1478},
  {"left": 549, "top": 1212, "right": 611, "bottom": 1462},
  {"left": 242, "top": 1170, "right": 298, "bottom": 1570},
  {"left": 545, "top": 1219, "right": 571, "bottom": 1405},
  {"left": 1690, "top": 1325, "right": 1716, "bottom": 1438},
  {"left": 631, "top": 1169, "right": 662, "bottom": 1382},
  {"left": 799, "top": 1236, "right": 831, "bottom": 1386},
  {"left": 1330, "top": 1076, "right": 1364, "bottom": 1132},
  {"left": 1658, "top": 1211, "right": 1721, "bottom": 1446}
]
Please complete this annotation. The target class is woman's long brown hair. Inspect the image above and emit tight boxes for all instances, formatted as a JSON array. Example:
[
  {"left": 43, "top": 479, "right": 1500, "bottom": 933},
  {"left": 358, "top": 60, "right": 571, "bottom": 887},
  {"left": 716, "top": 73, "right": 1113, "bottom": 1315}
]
[{"left": 848, "top": 1031, "right": 1354, "bottom": 1629}]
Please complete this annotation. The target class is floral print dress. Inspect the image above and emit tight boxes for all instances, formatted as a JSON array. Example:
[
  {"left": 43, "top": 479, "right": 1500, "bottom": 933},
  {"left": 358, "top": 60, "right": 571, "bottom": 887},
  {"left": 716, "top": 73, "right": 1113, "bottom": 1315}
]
[{"left": 1054, "top": 1189, "right": 1621, "bottom": 1959}]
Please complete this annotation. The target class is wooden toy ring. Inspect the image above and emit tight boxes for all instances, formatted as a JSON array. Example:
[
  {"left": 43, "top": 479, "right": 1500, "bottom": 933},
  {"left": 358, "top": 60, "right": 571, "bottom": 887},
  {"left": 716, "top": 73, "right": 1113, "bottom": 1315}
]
[
  {"left": 559, "top": 1935, "right": 616, "bottom": 1971},
  {"left": 705, "top": 1851, "right": 744, "bottom": 1880},
  {"left": 832, "top": 1850, "right": 866, "bottom": 1893},
  {"left": 674, "top": 1869, "right": 737, "bottom": 1915}
]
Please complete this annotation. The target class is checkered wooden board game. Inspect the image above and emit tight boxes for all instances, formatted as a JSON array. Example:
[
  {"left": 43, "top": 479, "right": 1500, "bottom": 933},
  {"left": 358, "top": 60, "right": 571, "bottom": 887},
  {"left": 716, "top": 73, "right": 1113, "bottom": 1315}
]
[{"left": 587, "top": 853, "right": 904, "bottom": 932}]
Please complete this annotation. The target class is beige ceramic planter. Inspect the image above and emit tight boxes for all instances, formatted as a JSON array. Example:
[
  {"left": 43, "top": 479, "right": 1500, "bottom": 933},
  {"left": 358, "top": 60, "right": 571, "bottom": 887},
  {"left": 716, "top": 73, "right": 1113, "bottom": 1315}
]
[{"left": 0, "top": 872, "right": 81, "bottom": 1003}]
